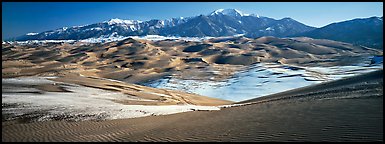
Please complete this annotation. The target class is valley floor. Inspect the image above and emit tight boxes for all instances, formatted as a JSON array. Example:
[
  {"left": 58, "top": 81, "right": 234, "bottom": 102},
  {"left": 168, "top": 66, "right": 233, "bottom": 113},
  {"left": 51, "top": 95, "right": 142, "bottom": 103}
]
[{"left": 2, "top": 70, "right": 383, "bottom": 142}]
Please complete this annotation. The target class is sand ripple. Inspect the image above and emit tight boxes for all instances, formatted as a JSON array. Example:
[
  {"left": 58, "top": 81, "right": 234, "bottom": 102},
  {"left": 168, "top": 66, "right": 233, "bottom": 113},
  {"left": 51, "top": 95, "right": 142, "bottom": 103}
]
[{"left": 2, "top": 70, "right": 383, "bottom": 142}]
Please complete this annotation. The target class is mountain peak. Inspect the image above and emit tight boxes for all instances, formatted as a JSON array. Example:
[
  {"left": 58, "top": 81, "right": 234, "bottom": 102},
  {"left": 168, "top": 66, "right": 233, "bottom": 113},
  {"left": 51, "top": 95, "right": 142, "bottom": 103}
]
[
  {"left": 210, "top": 9, "right": 248, "bottom": 17},
  {"left": 280, "top": 17, "right": 294, "bottom": 21},
  {"left": 105, "top": 18, "right": 142, "bottom": 25}
]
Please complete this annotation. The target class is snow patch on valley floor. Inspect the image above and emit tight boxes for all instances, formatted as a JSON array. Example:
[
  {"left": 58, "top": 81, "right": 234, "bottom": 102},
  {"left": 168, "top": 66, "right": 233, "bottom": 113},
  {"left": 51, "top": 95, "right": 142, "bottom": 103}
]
[
  {"left": 145, "top": 62, "right": 383, "bottom": 102},
  {"left": 3, "top": 35, "right": 215, "bottom": 45},
  {"left": 2, "top": 77, "right": 220, "bottom": 122}
]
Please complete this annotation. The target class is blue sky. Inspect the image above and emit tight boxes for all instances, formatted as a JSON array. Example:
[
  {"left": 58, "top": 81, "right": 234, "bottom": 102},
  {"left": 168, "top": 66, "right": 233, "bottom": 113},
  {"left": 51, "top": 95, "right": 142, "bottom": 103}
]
[{"left": 2, "top": 2, "right": 383, "bottom": 39}]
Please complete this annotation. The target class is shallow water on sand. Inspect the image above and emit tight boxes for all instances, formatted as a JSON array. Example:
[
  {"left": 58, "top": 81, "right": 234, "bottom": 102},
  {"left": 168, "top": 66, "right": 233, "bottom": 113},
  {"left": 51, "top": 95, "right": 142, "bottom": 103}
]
[{"left": 145, "top": 63, "right": 383, "bottom": 102}]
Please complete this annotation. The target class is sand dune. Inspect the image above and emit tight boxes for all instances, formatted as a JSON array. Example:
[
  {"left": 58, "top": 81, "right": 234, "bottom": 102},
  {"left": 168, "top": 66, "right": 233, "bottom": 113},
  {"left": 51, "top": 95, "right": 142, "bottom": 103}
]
[
  {"left": 2, "top": 76, "right": 231, "bottom": 123},
  {"left": 2, "top": 36, "right": 383, "bottom": 141},
  {"left": 2, "top": 70, "right": 382, "bottom": 142},
  {"left": 2, "top": 36, "right": 382, "bottom": 84},
  {"left": 51, "top": 74, "right": 232, "bottom": 106}
]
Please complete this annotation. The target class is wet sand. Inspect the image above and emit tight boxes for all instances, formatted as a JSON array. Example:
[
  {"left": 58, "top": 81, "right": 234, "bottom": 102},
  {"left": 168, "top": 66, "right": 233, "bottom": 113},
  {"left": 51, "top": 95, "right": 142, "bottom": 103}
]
[{"left": 2, "top": 70, "right": 382, "bottom": 142}]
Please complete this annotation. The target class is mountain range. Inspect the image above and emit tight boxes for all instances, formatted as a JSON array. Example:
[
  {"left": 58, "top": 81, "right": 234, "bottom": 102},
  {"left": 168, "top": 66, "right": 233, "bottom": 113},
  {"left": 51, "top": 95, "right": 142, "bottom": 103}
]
[
  {"left": 13, "top": 9, "right": 383, "bottom": 49},
  {"left": 294, "top": 16, "right": 383, "bottom": 49}
]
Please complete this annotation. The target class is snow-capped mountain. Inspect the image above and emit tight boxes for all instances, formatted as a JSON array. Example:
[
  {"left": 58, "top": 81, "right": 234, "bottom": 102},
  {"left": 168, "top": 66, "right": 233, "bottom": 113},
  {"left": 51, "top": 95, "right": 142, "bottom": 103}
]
[
  {"left": 15, "top": 9, "right": 316, "bottom": 41},
  {"left": 210, "top": 9, "right": 249, "bottom": 17},
  {"left": 162, "top": 9, "right": 315, "bottom": 37}
]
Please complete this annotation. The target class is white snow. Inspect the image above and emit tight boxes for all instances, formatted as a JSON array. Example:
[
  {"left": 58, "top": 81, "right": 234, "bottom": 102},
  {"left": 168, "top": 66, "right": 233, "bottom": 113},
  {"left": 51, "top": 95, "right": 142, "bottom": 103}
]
[
  {"left": 128, "top": 35, "right": 214, "bottom": 42},
  {"left": 2, "top": 77, "right": 221, "bottom": 121},
  {"left": 249, "top": 13, "right": 260, "bottom": 18},
  {"left": 145, "top": 63, "right": 383, "bottom": 102},
  {"left": 89, "top": 27, "right": 103, "bottom": 31},
  {"left": 5, "top": 40, "right": 77, "bottom": 45},
  {"left": 129, "top": 25, "right": 137, "bottom": 31},
  {"left": 5, "top": 35, "right": 216, "bottom": 45},
  {"left": 211, "top": 9, "right": 225, "bottom": 15},
  {"left": 2, "top": 76, "right": 58, "bottom": 85},
  {"left": 106, "top": 18, "right": 142, "bottom": 25},
  {"left": 210, "top": 9, "right": 248, "bottom": 17},
  {"left": 61, "top": 27, "right": 68, "bottom": 31},
  {"left": 265, "top": 27, "right": 274, "bottom": 31},
  {"left": 26, "top": 32, "right": 39, "bottom": 36},
  {"left": 72, "top": 24, "right": 87, "bottom": 28},
  {"left": 233, "top": 33, "right": 245, "bottom": 37}
]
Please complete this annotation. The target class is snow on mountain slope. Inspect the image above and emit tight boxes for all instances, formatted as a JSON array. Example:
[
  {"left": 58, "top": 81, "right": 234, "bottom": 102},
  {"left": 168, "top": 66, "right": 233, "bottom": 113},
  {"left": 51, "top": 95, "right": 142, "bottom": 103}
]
[
  {"left": 105, "top": 18, "right": 143, "bottom": 25},
  {"left": 26, "top": 32, "right": 39, "bottom": 36},
  {"left": 13, "top": 8, "right": 315, "bottom": 41},
  {"left": 210, "top": 8, "right": 247, "bottom": 17}
]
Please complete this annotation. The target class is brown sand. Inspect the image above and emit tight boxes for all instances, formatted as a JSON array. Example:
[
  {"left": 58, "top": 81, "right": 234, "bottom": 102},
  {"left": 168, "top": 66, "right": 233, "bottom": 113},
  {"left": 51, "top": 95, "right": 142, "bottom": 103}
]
[
  {"left": 2, "top": 70, "right": 382, "bottom": 142},
  {"left": 49, "top": 74, "right": 232, "bottom": 106},
  {"left": 2, "top": 37, "right": 382, "bottom": 83}
]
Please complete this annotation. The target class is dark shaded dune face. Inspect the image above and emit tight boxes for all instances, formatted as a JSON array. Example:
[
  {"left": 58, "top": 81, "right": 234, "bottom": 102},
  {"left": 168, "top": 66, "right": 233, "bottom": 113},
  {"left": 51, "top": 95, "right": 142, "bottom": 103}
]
[
  {"left": 213, "top": 55, "right": 259, "bottom": 65},
  {"left": 104, "top": 46, "right": 144, "bottom": 58},
  {"left": 100, "top": 70, "right": 135, "bottom": 80},
  {"left": 238, "top": 44, "right": 255, "bottom": 50},
  {"left": 128, "top": 61, "right": 147, "bottom": 69},
  {"left": 263, "top": 47, "right": 282, "bottom": 57},
  {"left": 130, "top": 55, "right": 149, "bottom": 61},
  {"left": 247, "top": 51, "right": 268, "bottom": 58},
  {"left": 251, "top": 44, "right": 270, "bottom": 51},
  {"left": 45, "top": 55, "right": 63, "bottom": 62},
  {"left": 29, "top": 58, "right": 48, "bottom": 64},
  {"left": 2, "top": 47, "right": 13, "bottom": 55},
  {"left": 68, "top": 46, "right": 93, "bottom": 54},
  {"left": 121, "top": 46, "right": 144, "bottom": 54},
  {"left": 112, "top": 59, "right": 126, "bottom": 63},
  {"left": 85, "top": 45, "right": 105, "bottom": 53},
  {"left": 182, "top": 57, "right": 206, "bottom": 63},
  {"left": 208, "top": 38, "right": 232, "bottom": 43},
  {"left": 26, "top": 51, "right": 62, "bottom": 64},
  {"left": 268, "top": 40, "right": 293, "bottom": 48},
  {"left": 96, "top": 65, "right": 120, "bottom": 71},
  {"left": 227, "top": 44, "right": 241, "bottom": 49},
  {"left": 152, "top": 41, "right": 175, "bottom": 47},
  {"left": 27, "top": 51, "right": 58, "bottom": 60},
  {"left": 208, "top": 37, "right": 246, "bottom": 43},
  {"left": 131, "top": 43, "right": 146, "bottom": 50},
  {"left": 183, "top": 44, "right": 213, "bottom": 52},
  {"left": 82, "top": 61, "right": 96, "bottom": 66},
  {"left": 198, "top": 48, "right": 223, "bottom": 56},
  {"left": 4, "top": 53, "right": 28, "bottom": 60},
  {"left": 57, "top": 53, "right": 88, "bottom": 63},
  {"left": 115, "top": 38, "right": 138, "bottom": 46},
  {"left": 152, "top": 40, "right": 187, "bottom": 47}
]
